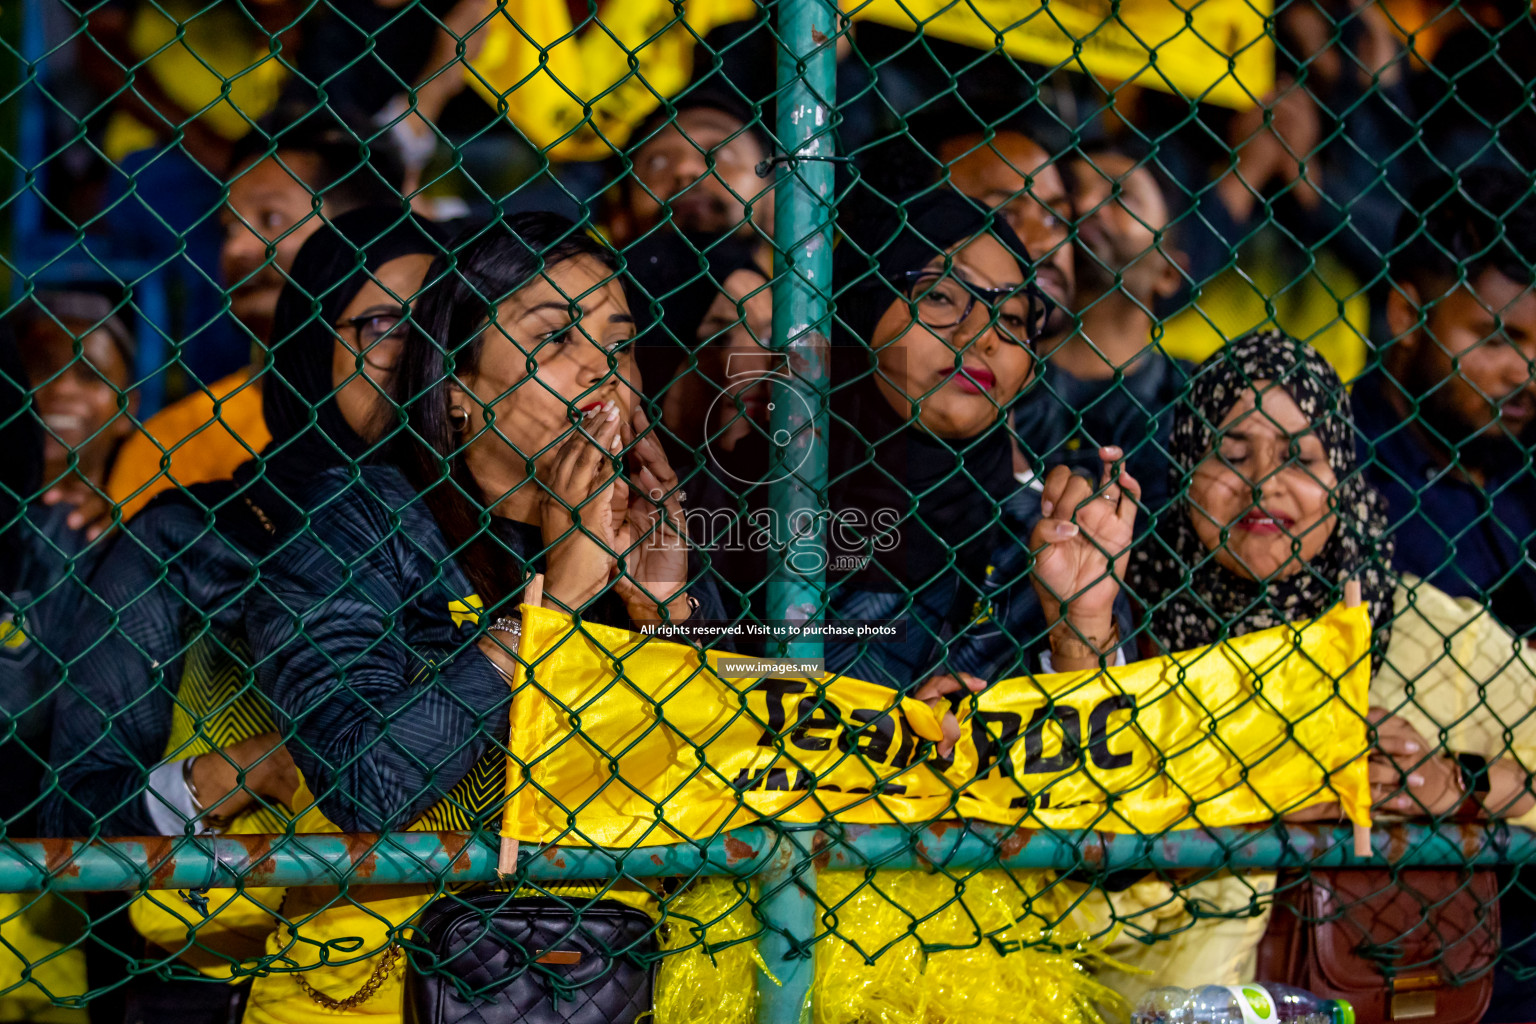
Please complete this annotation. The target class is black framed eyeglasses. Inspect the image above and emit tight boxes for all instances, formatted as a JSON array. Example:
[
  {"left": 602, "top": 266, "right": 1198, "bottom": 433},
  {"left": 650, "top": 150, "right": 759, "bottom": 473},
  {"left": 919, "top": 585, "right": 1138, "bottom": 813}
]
[
  {"left": 335, "top": 308, "right": 409, "bottom": 369},
  {"left": 892, "top": 270, "right": 1056, "bottom": 347}
]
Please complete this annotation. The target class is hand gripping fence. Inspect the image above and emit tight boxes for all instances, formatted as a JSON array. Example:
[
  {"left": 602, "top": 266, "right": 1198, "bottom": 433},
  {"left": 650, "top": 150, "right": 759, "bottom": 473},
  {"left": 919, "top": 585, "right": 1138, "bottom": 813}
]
[{"left": 2, "top": 0, "right": 1536, "bottom": 1019}]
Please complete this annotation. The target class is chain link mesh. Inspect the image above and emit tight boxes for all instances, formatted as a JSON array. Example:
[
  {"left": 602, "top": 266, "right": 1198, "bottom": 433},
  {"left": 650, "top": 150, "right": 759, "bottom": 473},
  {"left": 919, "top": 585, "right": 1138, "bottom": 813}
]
[{"left": 2, "top": 0, "right": 1534, "bottom": 1019}]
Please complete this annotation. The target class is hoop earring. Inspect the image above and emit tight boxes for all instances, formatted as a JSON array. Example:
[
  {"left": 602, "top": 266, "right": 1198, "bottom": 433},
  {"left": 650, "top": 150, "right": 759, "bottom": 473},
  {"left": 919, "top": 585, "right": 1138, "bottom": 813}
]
[{"left": 448, "top": 405, "right": 471, "bottom": 432}]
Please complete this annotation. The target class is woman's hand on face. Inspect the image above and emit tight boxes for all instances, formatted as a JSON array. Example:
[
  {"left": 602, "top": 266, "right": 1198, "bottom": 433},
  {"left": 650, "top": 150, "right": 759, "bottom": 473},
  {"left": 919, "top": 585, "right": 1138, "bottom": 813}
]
[
  {"left": 913, "top": 672, "right": 987, "bottom": 758},
  {"left": 614, "top": 405, "right": 693, "bottom": 623},
  {"left": 1368, "top": 707, "right": 1463, "bottom": 817},
  {"left": 540, "top": 401, "right": 626, "bottom": 613},
  {"left": 1030, "top": 447, "right": 1141, "bottom": 635}
]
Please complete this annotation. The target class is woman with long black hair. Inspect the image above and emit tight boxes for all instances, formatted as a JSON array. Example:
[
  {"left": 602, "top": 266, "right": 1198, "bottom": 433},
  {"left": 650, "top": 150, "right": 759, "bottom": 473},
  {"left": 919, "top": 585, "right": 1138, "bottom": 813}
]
[
  {"left": 249, "top": 212, "right": 721, "bottom": 838},
  {"left": 241, "top": 212, "right": 720, "bottom": 1020}
]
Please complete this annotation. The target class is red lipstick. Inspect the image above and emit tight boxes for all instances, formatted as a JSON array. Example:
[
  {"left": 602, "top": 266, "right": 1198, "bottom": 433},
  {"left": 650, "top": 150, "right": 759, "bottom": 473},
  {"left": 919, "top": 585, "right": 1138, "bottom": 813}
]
[
  {"left": 1236, "top": 508, "right": 1294, "bottom": 534},
  {"left": 950, "top": 366, "right": 996, "bottom": 394}
]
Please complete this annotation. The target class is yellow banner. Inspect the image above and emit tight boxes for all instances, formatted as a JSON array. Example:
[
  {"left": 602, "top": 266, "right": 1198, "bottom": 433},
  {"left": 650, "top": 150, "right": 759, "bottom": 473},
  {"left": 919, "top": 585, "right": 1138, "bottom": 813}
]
[
  {"left": 850, "top": 0, "right": 1273, "bottom": 110},
  {"left": 463, "top": 0, "right": 758, "bottom": 162},
  {"left": 502, "top": 604, "right": 1371, "bottom": 846}
]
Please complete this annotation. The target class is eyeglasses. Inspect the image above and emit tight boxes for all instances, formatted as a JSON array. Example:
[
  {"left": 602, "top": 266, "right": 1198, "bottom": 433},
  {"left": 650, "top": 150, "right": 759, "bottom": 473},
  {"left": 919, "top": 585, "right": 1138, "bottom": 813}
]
[
  {"left": 892, "top": 270, "right": 1056, "bottom": 347},
  {"left": 335, "top": 309, "right": 409, "bottom": 369}
]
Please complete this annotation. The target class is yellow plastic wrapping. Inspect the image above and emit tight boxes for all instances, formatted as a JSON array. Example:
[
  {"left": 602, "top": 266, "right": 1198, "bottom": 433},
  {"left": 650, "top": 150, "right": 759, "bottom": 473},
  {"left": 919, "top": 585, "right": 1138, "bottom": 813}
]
[
  {"left": 653, "top": 872, "right": 1128, "bottom": 1024},
  {"left": 655, "top": 879, "right": 766, "bottom": 1024},
  {"left": 0, "top": 892, "right": 87, "bottom": 1023},
  {"left": 813, "top": 870, "right": 1127, "bottom": 1024}
]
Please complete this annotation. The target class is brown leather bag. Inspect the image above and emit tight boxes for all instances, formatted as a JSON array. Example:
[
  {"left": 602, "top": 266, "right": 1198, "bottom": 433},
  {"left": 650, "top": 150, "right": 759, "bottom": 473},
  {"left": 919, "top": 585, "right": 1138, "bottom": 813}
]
[{"left": 1256, "top": 869, "right": 1499, "bottom": 1023}]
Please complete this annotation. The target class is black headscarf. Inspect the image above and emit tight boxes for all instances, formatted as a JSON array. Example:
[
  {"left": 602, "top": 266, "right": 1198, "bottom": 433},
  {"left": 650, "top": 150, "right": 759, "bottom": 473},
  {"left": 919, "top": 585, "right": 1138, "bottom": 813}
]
[
  {"left": 263, "top": 208, "right": 445, "bottom": 474},
  {"left": 829, "top": 189, "right": 1036, "bottom": 596},
  {"left": 240, "top": 207, "right": 446, "bottom": 540},
  {"left": 1128, "top": 329, "right": 1396, "bottom": 669}
]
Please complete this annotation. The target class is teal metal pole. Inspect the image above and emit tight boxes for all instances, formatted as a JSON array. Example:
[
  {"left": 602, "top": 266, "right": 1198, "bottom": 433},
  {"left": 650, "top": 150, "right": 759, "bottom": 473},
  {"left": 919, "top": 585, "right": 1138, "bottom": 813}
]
[
  {"left": 761, "top": 2, "right": 837, "bottom": 1016},
  {"left": 753, "top": 828, "right": 818, "bottom": 1024},
  {"left": 766, "top": 0, "right": 837, "bottom": 663},
  {"left": 2, "top": 822, "right": 1530, "bottom": 891}
]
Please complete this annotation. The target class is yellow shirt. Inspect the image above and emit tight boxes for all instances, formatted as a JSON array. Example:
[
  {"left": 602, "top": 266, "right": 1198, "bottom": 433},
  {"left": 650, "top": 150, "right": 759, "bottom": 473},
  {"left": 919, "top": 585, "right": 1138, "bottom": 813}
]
[
  {"left": 1159, "top": 240, "right": 1368, "bottom": 383},
  {"left": 107, "top": 368, "right": 270, "bottom": 521},
  {"left": 465, "top": 0, "right": 756, "bottom": 161},
  {"left": 1374, "top": 575, "right": 1536, "bottom": 829}
]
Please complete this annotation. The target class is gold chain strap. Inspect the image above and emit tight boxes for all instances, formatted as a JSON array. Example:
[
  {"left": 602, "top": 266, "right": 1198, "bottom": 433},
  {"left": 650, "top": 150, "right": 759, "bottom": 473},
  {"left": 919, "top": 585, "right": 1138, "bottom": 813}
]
[{"left": 293, "top": 943, "right": 402, "bottom": 1011}]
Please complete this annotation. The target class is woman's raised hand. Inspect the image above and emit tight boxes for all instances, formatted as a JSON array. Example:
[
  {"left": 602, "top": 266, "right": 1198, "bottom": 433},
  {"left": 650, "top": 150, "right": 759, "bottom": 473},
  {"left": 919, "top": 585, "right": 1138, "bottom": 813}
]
[
  {"left": 540, "top": 401, "right": 626, "bottom": 613},
  {"left": 1030, "top": 446, "right": 1141, "bottom": 659},
  {"left": 614, "top": 404, "right": 693, "bottom": 623}
]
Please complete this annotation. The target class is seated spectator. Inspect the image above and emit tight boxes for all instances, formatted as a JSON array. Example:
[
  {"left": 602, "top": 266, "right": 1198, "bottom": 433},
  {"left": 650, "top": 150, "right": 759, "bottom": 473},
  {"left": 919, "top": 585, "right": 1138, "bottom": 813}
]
[
  {"left": 1355, "top": 167, "right": 1536, "bottom": 1024},
  {"left": 1012, "top": 140, "right": 1189, "bottom": 518},
  {"left": 47, "top": 206, "right": 441, "bottom": 838},
  {"left": 0, "top": 330, "right": 98, "bottom": 835},
  {"left": 251, "top": 212, "right": 722, "bottom": 834},
  {"left": 44, "top": 207, "right": 441, "bottom": 1021},
  {"left": 1095, "top": 330, "right": 1536, "bottom": 1001},
  {"left": 14, "top": 292, "right": 137, "bottom": 539},
  {"left": 623, "top": 232, "right": 772, "bottom": 457},
  {"left": 626, "top": 233, "right": 774, "bottom": 633},
  {"left": 937, "top": 122, "right": 1075, "bottom": 322},
  {"left": 824, "top": 190, "right": 1138, "bottom": 691},
  {"left": 243, "top": 213, "right": 724, "bottom": 1019},
  {"left": 1354, "top": 168, "right": 1536, "bottom": 638},
  {"left": 104, "top": 120, "right": 406, "bottom": 524},
  {"left": 608, "top": 89, "right": 774, "bottom": 244},
  {"left": 0, "top": 327, "right": 92, "bottom": 1024},
  {"left": 85, "top": 0, "right": 303, "bottom": 387}
]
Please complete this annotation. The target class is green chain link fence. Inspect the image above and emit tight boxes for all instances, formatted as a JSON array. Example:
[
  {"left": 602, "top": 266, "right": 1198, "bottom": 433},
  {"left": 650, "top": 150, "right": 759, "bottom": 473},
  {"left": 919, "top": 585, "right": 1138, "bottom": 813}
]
[{"left": 1, "top": 0, "right": 1535, "bottom": 1019}]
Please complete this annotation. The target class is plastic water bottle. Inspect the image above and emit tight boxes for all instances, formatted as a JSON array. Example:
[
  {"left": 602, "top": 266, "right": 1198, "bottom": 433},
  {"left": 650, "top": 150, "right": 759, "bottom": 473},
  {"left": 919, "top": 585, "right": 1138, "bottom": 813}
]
[{"left": 1131, "top": 983, "right": 1354, "bottom": 1023}]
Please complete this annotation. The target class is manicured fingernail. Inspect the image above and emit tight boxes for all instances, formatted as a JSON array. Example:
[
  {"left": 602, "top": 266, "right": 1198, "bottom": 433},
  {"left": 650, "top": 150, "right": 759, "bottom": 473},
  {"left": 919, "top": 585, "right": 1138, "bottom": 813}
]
[
  {"left": 1055, "top": 522, "right": 1079, "bottom": 539},
  {"left": 610, "top": 434, "right": 622, "bottom": 452},
  {"left": 607, "top": 403, "right": 619, "bottom": 421},
  {"left": 1404, "top": 742, "right": 1419, "bottom": 753},
  {"left": 1408, "top": 774, "right": 1424, "bottom": 787},
  {"left": 1041, "top": 501, "right": 1054, "bottom": 517}
]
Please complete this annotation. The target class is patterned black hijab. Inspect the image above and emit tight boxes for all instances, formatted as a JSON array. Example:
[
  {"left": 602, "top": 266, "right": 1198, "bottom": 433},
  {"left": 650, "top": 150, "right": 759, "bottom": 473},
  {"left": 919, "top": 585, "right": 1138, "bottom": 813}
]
[{"left": 1129, "top": 330, "right": 1396, "bottom": 669}]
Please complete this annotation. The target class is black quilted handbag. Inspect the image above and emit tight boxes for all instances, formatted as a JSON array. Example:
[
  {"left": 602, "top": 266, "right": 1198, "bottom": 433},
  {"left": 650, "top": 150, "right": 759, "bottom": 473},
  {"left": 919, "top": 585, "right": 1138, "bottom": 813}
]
[{"left": 403, "top": 893, "right": 657, "bottom": 1024}]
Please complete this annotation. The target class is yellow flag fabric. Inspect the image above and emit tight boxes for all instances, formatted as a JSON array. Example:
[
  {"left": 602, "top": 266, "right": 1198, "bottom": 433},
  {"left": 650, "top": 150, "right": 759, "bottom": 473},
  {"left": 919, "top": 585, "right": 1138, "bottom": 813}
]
[
  {"left": 463, "top": 0, "right": 759, "bottom": 162},
  {"left": 501, "top": 604, "right": 1372, "bottom": 847},
  {"left": 464, "top": 0, "right": 1270, "bottom": 160},
  {"left": 851, "top": 0, "right": 1273, "bottom": 110}
]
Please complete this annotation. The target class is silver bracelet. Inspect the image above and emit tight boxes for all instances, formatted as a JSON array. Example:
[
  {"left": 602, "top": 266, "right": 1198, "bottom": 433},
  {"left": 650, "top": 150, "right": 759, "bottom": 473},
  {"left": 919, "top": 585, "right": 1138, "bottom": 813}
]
[
  {"left": 487, "top": 615, "right": 523, "bottom": 642},
  {"left": 182, "top": 756, "right": 205, "bottom": 812}
]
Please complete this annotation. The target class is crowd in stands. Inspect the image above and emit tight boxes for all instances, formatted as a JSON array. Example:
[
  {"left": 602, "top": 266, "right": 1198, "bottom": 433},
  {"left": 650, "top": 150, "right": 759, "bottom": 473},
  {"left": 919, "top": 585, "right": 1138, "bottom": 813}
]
[{"left": 3, "top": 0, "right": 1536, "bottom": 1019}]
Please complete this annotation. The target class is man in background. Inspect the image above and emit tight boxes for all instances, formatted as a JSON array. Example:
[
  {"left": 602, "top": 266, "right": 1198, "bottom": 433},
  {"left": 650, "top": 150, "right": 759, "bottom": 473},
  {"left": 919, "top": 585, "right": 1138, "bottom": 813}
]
[
  {"left": 104, "top": 119, "right": 405, "bottom": 522},
  {"left": 939, "top": 121, "right": 1075, "bottom": 322},
  {"left": 608, "top": 89, "right": 774, "bottom": 244},
  {"left": 1355, "top": 167, "right": 1536, "bottom": 638},
  {"left": 1012, "top": 139, "right": 1190, "bottom": 519}
]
